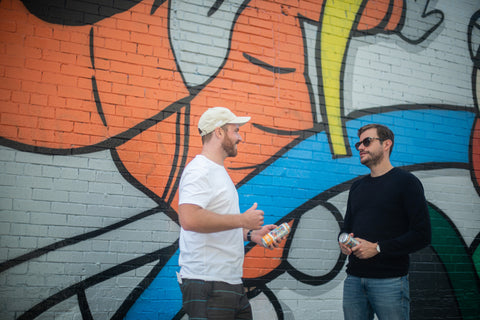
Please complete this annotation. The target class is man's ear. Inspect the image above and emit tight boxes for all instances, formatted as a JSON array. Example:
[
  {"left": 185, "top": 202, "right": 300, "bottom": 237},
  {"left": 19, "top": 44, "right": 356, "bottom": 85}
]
[
  {"left": 384, "top": 139, "right": 392, "bottom": 152},
  {"left": 214, "top": 127, "right": 223, "bottom": 138}
]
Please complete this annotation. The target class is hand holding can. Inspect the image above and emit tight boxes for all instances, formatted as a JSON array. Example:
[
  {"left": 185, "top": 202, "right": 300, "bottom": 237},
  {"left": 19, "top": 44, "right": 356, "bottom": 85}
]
[
  {"left": 261, "top": 223, "right": 290, "bottom": 247},
  {"left": 338, "top": 233, "right": 359, "bottom": 248}
]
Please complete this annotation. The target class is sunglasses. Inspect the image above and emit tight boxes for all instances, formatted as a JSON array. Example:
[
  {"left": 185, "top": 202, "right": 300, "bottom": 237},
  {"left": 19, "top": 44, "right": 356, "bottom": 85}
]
[{"left": 355, "top": 137, "right": 382, "bottom": 150}]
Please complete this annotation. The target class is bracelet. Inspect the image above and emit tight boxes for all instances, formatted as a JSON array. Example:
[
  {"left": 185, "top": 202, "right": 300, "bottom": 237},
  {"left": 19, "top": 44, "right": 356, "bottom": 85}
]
[{"left": 247, "top": 230, "right": 253, "bottom": 242}]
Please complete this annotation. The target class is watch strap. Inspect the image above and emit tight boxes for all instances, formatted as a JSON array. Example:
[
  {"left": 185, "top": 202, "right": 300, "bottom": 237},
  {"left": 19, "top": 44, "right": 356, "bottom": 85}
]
[{"left": 247, "top": 230, "right": 253, "bottom": 242}]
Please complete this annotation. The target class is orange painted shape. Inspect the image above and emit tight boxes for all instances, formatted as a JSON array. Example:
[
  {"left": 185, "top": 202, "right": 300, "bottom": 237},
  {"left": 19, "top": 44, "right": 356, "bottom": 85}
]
[
  {"left": 472, "top": 118, "right": 480, "bottom": 193},
  {"left": 93, "top": 0, "right": 189, "bottom": 134},
  {"left": 357, "top": 0, "right": 394, "bottom": 31},
  {"left": 0, "top": 0, "right": 104, "bottom": 148},
  {"left": 243, "top": 221, "right": 294, "bottom": 279},
  {"left": 0, "top": 0, "right": 189, "bottom": 151},
  {"left": 115, "top": 107, "right": 190, "bottom": 208},
  {"left": 385, "top": 0, "right": 403, "bottom": 31}
]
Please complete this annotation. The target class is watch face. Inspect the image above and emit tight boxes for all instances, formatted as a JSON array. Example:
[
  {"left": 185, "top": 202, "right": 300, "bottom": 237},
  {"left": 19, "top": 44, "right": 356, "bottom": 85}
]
[{"left": 376, "top": 244, "right": 381, "bottom": 253}]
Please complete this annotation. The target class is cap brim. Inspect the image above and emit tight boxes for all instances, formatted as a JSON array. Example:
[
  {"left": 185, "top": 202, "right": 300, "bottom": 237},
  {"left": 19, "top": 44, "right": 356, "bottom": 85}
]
[{"left": 228, "top": 116, "right": 251, "bottom": 126}]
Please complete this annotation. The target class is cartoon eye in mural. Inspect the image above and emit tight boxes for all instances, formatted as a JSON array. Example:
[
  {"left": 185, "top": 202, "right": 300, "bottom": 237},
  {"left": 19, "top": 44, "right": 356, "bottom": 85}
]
[{"left": 1, "top": 0, "right": 479, "bottom": 319}]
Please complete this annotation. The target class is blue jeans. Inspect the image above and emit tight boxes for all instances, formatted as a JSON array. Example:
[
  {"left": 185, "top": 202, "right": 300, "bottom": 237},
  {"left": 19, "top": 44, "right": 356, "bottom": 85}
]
[{"left": 343, "top": 275, "right": 410, "bottom": 320}]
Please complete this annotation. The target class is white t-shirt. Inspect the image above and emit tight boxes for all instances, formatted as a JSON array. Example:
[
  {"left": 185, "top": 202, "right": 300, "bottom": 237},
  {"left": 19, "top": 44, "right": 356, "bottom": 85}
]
[{"left": 178, "top": 155, "right": 244, "bottom": 284}]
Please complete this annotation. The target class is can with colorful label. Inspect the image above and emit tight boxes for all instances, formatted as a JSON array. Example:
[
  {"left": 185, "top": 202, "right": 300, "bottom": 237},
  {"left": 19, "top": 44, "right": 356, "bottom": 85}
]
[
  {"left": 338, "top": 233, "right": 359, "bottom": 248},
  {"left": 262, "top": 223, "right": 291, "bottom": 247}
]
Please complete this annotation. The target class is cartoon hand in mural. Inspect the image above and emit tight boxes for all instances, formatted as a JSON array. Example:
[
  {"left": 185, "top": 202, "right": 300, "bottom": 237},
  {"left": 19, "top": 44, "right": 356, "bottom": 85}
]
[{"left": 398, "top": 0, "right": 444, "bottom": 44}]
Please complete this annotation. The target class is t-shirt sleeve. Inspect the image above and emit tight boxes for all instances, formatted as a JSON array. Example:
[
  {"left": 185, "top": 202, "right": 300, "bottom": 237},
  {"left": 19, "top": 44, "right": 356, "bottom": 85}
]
[{"left": 178, "top": 166, "right": 212, "bottom": 208}]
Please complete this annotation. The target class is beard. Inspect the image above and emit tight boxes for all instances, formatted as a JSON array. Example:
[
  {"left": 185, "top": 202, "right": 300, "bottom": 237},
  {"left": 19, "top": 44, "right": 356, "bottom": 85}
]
[
  {"left": 361, "top": 149, "right": 384, "bottom": 167},
  {"left": 222, "top": 135, "right": 238, "bottom": 157}
]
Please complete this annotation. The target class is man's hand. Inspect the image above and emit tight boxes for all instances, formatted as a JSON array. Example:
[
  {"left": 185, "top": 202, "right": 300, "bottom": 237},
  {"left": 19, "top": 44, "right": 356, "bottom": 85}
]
[
  {"left": 241, "top": 202, "right": 264, "bottom": 230},
  {"left": 351, "top": 238, "right": 379, "bottom": 259},
  {"left": 339, "top": 240, "right": 353, "bottom": 256},
  {"left": 249, "top": 224, "right": 286, "bottom": 250}
]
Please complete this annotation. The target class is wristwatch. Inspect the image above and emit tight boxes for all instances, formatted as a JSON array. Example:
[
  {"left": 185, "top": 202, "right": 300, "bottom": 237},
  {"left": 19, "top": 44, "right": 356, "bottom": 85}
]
[
  {"left": 376, "top": 243, "right": 381, "bottom": 253},
  {"left": 247, "top": 230, "right": 253, "bottom": 242}
]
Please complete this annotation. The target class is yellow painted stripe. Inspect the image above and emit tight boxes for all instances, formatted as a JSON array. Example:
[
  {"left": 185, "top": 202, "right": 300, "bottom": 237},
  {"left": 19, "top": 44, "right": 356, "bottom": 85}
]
[{"left": 321, "top": 0, "right": 364, "bottom": 155}]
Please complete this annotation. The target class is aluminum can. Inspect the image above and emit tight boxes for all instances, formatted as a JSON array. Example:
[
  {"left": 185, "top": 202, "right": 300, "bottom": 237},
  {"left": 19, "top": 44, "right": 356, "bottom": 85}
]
[
  {"left": 338, "top": 233, "right": 359, "bottom": 248},
  {"left": 262, "top": 223, "right": 291, "bottom": 247}
]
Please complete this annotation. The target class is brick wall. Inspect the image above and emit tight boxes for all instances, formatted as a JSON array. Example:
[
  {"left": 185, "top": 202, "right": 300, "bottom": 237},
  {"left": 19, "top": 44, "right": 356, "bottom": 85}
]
[{"left": 1, "top": 0, "right": 479, "bottom": 319}]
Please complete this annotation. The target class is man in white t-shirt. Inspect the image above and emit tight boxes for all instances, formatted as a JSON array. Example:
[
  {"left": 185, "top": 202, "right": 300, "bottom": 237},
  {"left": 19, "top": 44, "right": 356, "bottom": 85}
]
[{"left": 178, "top": 106, "right": 281, "bottom": 319}]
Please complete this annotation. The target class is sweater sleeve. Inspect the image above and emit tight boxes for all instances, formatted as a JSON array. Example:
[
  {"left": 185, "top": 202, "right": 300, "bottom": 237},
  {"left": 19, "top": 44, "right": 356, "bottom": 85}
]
[
  {"left": 340, "top": 180, "right": 358, "bottom": 237},
  {"left": 379, "top": 173, "right": 431, "bottom": 255}
]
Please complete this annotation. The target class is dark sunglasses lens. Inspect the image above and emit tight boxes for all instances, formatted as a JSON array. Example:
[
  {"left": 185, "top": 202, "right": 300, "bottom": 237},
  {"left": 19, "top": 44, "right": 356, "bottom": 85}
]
[
  {"left": 355, "top": 137, "right": 372, "bottom": 150},
  {"left": 363, "top": 137, "right": 371, "bottom": 147}
]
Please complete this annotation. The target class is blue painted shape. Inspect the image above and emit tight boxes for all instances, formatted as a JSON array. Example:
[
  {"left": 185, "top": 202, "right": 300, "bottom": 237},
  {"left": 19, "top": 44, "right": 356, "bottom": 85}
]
[
  {"left": 125, "top": 108, "right": 475, "bottom": 320},
  {"left": 238, "top": 109, "right": 474, "bottom": 225},
  {"left": 124, "top": 251, "right": 182, "bottom": 320}
]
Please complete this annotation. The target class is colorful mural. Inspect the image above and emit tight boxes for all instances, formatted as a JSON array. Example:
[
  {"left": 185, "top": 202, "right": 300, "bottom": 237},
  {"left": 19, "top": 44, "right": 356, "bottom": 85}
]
[{"left": 0, "top": 0, "right": 479, "bottom": 319}]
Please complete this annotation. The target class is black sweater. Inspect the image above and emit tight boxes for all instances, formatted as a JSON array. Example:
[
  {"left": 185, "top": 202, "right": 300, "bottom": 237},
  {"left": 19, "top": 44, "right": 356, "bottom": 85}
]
[{"left": 342, "top": 168, "right": 431, "bottom": 278}]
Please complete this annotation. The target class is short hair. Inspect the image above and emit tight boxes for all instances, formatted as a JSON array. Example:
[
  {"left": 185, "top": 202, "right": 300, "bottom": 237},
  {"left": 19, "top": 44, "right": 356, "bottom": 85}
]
[
  {"left": 199, "top": 124, "right": 228, "bottom": 144},
  {"left": 200, "top": 130, "right": 212, "bottom": 144},
  {"left": 358, "top": 124, "right": 394, "bottom": 155}
]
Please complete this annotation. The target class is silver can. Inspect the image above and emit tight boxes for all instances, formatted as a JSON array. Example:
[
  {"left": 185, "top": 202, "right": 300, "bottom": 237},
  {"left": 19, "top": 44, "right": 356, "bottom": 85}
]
[{"left": 338, "top": 233, "right": 359, "bottom": 248}]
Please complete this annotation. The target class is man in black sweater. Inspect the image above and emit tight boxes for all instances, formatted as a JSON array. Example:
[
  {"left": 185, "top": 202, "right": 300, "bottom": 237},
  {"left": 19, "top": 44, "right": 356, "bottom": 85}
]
[{"left": 339, "top": 124, "right": 431, "bottom": 320}]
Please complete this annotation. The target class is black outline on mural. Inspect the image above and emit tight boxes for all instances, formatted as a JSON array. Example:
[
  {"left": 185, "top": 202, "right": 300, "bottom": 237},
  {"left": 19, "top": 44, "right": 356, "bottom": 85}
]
[
  {"left": 151, "top": 0, "right": 168, "bottom": 15},
  {"left": 0, "top": 100, "right": 186, "bottom": 155},
  {"left": 243, "top": 53, "right": 296, "bottom": 75},
  {"left": 16, "top": 242, "right": 178, "bottom": 320},
  {"left": 0, "top": 206, "right": 168, "bottom": 273},
  {"left": 168, "top": 0, "right": 251, "bottom": 95},
  {"left": 349, "top": 0, "right": 403, "bottom": 37},
  {"left": 299, "top": 14, "right": 322, "bottom": 128},
  {"left": 351, "top": 0, "right": 445, "bottom": 45},
  {"left": 469, "top": 10, "right": 480, "bottom": 70},
  {"left": 19, "top": 0, "right": 144, "bottom": 25},
  {"left": 243, "top": 200, "right": 346, "bottom": 287},
  {"left": 397, "top": 0, "right": 444, "bottom": 45}
]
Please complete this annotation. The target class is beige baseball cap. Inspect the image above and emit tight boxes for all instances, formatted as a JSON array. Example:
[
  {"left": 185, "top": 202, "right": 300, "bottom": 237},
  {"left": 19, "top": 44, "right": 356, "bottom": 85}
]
[{"left": 198, "top": 107, "right": 250, "bottom": 136}]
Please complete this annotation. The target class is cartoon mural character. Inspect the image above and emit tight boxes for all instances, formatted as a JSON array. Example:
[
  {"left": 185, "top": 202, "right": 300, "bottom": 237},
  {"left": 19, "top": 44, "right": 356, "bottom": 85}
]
[
  {"left": 470, "top": 10, "right": 480, "bottom": 195},
  {"left": 1, "top": 0, "right": 479, "bottom": 319}
]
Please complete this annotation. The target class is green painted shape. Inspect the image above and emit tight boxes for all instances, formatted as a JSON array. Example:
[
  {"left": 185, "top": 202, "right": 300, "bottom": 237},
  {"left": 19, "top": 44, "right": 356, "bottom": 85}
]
[
  {"left": 474, "top": 245, "right": 480, "bottom": 279},
  {"left": 430, "top": 206, "right": 480, "bottom": 319}
]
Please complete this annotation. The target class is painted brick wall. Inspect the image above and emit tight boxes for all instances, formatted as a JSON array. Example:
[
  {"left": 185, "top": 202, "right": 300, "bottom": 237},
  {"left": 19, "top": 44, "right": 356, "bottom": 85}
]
[{"left": 1, "top": 0, "right": 479, "bottom": 319}]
